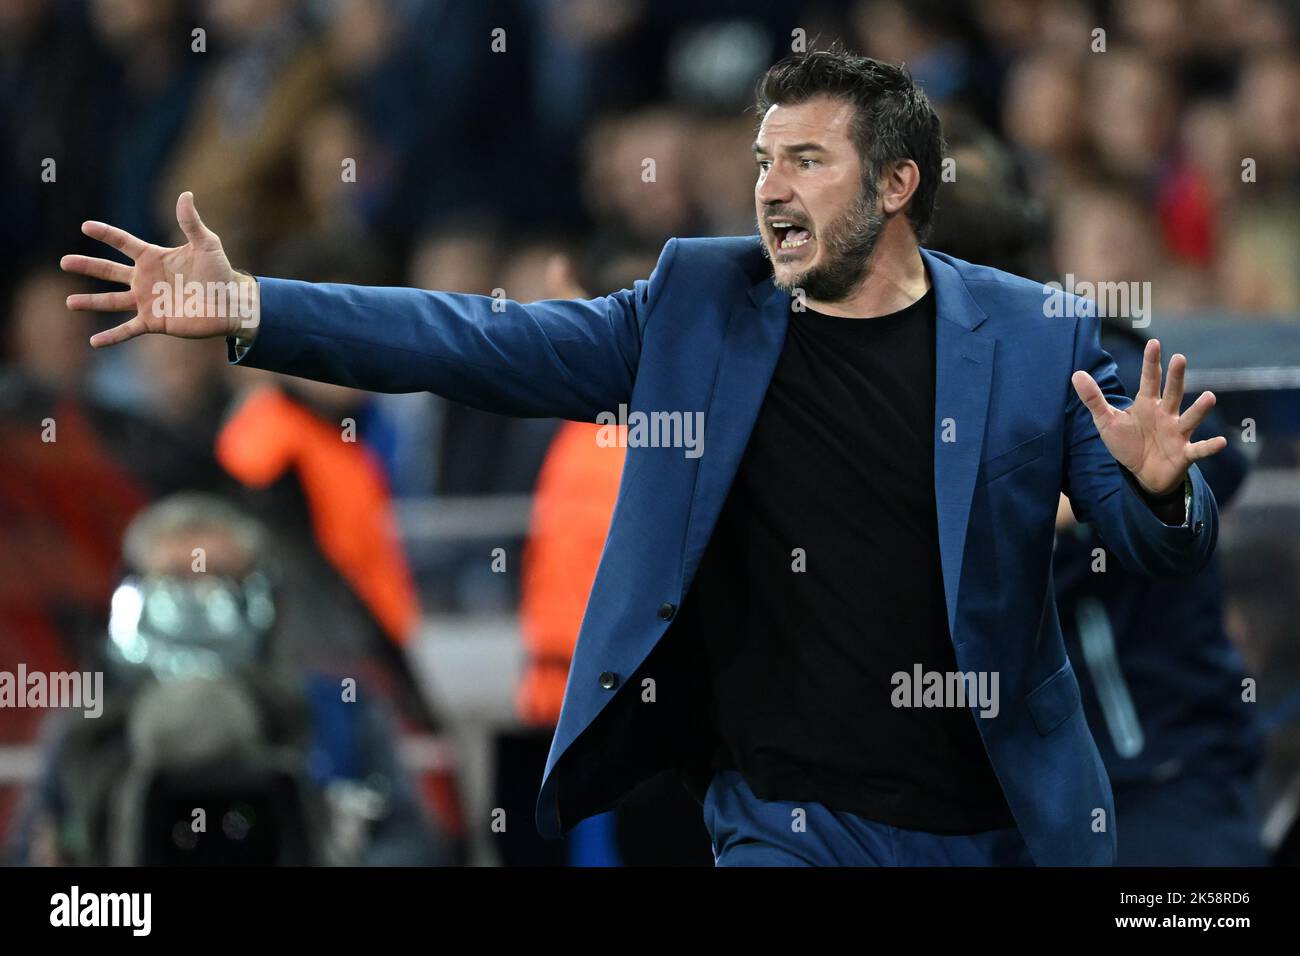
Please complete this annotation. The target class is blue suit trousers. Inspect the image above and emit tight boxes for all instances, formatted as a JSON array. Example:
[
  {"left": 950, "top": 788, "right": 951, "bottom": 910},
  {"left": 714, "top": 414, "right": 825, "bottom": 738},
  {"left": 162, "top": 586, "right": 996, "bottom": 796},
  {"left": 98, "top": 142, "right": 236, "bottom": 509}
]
[{"left": 703, "top": 770, "right": 1036, "bottom": 867}]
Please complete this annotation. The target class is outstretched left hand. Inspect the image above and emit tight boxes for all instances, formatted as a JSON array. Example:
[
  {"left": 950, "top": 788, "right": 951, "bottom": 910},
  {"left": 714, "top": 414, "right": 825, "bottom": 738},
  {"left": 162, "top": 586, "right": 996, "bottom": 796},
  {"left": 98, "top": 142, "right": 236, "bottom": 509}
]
[{"left": 1071, "top": 338, "right": 1227, "bottom": 496}]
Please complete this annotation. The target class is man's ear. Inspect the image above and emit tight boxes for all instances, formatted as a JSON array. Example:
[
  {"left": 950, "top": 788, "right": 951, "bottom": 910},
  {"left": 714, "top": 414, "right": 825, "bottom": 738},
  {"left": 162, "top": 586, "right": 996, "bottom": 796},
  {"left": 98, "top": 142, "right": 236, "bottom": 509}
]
[{"left": 880, "top": 159, "right": 921, "bottom": 218}]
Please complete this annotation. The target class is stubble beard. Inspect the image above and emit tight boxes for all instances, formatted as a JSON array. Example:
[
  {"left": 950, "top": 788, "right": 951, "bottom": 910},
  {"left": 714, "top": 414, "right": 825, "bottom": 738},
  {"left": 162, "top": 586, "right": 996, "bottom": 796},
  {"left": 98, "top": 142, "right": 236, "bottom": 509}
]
[{"left": 763, "top": 178, "right": 886, "bottom": 304}]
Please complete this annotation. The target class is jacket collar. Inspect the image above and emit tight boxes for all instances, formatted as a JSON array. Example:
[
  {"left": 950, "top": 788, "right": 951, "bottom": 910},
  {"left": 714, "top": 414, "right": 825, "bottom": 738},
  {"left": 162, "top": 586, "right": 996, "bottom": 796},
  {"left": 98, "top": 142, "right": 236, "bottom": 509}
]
[{"left": 745, "top": 245, "right": 986, "bottom": 328}]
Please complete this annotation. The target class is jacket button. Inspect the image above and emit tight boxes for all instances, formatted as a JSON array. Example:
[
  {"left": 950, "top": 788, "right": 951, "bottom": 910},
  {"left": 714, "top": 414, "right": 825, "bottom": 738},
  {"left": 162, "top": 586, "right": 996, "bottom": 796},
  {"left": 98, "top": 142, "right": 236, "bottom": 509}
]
[
  {"left": 599, "top": 671, "right": 618, "bottom": 690},
  {"left": 1193, "top": 519, "right": 1204, "bottom": 536},
  {"left": 657, "top": 602, "right": 676, "bottom": 621}
]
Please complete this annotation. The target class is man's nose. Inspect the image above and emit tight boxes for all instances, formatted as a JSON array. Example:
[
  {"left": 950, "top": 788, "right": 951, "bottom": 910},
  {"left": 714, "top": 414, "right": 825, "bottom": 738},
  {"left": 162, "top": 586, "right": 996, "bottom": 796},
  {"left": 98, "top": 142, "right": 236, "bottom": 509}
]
[{"left": 756, "top": 166, "right": 792, "bottom": 205}]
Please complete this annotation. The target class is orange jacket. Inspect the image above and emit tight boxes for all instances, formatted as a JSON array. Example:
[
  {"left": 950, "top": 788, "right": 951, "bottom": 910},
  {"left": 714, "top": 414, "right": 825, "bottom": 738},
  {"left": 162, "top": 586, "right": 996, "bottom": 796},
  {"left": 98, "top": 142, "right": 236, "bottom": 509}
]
[
  {"left": 517, "top": 422, "right": 625, "bottom": 726},
  {"left": 216, "top": 386, "right": 418, "bottom": 645}
]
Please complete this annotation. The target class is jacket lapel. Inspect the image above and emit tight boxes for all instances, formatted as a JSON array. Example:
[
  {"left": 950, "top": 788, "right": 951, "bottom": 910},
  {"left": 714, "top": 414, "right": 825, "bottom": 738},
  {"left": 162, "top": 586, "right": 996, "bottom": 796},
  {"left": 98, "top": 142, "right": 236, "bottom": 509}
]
[
  {"left": 923, "top": 248, "right": 994, "bottom": 642},
  {"left": 680, "top": 278, "right": 790, "bottom": 590},
  {"left": 681, "top": 251, "right": 995, "bottom": 645}
]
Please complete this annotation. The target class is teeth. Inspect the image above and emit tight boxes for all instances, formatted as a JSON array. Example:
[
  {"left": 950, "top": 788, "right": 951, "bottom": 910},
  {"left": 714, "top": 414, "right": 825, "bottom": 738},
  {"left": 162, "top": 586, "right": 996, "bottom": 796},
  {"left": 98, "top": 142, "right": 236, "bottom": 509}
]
[{"left": 780, "top": 235, "right": 811, "bottom": 249}]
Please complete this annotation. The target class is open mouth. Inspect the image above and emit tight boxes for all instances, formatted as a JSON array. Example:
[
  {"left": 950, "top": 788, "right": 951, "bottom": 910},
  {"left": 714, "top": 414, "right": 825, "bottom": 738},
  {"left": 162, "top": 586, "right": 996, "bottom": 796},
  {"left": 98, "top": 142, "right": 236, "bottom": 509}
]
[{"left": 770, "top": 220, "right": 814, "bottom": 251}]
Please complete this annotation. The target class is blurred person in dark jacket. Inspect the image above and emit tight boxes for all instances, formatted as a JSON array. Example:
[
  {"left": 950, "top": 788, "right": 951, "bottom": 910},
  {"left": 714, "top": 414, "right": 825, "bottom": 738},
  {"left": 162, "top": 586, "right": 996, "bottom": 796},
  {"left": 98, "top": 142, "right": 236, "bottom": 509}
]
[
  {"left": 90, "top": 0, "right": 205, "bottom": 247},
  {"left": 1054, "top": 320, "right": 1266, "bottom": 866},
  {"left": 0, "top": 0, "right": 115, "bottom": 283}
]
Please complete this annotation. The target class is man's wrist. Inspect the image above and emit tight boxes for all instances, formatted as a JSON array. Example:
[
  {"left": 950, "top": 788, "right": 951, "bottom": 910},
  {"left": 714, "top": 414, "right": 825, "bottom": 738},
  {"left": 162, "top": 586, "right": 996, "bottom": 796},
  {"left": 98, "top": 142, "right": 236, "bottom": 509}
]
[
  {"left": 232, "top": 269, "right": 260, "bottom": 344},
  {"left": 1124, "top": 467, "right": 1190, "bottom": 525}
]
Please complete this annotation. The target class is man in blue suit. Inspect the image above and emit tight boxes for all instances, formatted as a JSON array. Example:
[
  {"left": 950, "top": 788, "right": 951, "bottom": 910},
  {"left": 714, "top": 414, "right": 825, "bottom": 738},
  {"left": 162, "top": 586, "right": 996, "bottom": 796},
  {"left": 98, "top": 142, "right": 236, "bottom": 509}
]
[{"left": 64, "top": 49, "right": 1226, "bottom": 866}]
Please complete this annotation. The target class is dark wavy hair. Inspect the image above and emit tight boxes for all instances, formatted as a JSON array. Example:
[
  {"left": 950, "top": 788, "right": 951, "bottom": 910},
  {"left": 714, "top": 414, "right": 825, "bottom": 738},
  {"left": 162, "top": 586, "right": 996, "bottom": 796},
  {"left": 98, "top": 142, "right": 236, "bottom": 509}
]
[{"left": 754, "top": 45, "right": 945, "bottom": 243}]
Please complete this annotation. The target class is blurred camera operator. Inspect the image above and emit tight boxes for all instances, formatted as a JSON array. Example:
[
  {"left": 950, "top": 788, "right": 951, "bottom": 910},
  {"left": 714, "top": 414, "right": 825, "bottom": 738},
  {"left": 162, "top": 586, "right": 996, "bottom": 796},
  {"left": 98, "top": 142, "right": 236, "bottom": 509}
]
[{"left": 8, "top": 493, "right": 448, "bottom": 866}]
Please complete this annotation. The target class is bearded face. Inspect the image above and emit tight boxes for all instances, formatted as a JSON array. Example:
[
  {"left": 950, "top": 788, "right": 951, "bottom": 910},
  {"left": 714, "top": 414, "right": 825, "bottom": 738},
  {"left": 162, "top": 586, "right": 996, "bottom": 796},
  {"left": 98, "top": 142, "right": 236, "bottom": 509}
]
[
  {"left": 760, "top": 173, "right": 886, "bottom": 304},
  {"left": 753, "top": 96, "right": 894, "bottom": 306}
]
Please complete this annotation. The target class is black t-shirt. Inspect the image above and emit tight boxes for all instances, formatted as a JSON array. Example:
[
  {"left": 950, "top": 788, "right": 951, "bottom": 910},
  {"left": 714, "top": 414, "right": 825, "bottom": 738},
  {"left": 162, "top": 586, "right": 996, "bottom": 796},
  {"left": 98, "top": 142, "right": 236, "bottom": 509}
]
[{"left": 690, "top": 287, "right": 1016, "bottom": 834}]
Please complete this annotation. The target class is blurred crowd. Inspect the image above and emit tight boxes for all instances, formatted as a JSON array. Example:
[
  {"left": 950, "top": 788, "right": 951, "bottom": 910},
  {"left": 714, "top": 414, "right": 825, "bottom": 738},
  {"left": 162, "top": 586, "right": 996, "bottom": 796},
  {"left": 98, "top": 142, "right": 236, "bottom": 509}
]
[
  {"left": 2, "top": 0, "right": 1300, "bottom": 865},
  {"left": 6, "top": 0, "right": 1300, "bottom": 314},
  {"left": 6, "top": 0, "right": 1300, "bottom": 520}
]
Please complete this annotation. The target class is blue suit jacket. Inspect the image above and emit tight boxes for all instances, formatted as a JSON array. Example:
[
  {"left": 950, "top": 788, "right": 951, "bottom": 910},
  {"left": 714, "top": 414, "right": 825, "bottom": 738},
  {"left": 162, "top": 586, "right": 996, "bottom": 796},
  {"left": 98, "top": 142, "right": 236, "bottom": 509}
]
[{"left": 232, "top": 236, "right": 1218, "bottom": 866}]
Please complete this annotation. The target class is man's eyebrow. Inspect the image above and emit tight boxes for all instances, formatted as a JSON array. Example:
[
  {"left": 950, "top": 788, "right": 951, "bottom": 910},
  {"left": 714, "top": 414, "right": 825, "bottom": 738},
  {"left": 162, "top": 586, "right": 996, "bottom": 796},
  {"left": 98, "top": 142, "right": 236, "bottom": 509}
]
[{"left": 752, "top": 141, "right": 828, "bottom": 156}]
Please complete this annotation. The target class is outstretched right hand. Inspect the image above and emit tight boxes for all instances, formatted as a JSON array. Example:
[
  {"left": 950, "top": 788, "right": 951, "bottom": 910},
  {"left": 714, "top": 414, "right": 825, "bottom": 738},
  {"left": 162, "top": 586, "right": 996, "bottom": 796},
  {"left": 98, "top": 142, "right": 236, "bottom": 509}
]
[{"left": 62, "top": 191, "right": 259, "bottom": 348}]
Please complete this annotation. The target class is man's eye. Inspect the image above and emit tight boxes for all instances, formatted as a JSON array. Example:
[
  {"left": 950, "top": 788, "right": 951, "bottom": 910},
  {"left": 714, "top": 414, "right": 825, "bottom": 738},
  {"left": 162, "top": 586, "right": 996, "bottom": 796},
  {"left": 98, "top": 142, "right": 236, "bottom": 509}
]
[
  {"left": 756, "top": 160, "right": 771, "bottom": 171},
  {"left": 799, "top": 158, "right": 818, "bottom": 169}
]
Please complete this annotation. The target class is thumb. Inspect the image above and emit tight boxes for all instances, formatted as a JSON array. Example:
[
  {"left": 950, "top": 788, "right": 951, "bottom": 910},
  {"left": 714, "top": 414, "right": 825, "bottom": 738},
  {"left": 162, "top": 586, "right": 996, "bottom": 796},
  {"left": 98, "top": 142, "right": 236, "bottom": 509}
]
[
  {"left": 545, "top": 254, "right": 588, "bottom": 299},
  {"left": 1071, "top": 370, "right": 1116, "bottom": 427},
  {"left": 176, "top": 191, "right": 219, "bottom": 250}
]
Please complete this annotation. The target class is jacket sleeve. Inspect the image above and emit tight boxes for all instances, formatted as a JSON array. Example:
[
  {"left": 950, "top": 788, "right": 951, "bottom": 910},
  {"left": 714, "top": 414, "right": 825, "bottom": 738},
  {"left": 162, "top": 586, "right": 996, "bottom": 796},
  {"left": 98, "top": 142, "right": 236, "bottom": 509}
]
[
  {"left": 227, "top": 239, "right": 682, "bottom": 422},
  {"left": 1062, "top": 309, "right": 1219, "bottom": 576}
]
